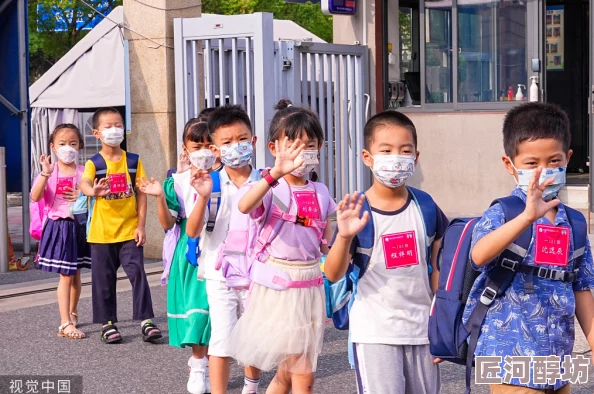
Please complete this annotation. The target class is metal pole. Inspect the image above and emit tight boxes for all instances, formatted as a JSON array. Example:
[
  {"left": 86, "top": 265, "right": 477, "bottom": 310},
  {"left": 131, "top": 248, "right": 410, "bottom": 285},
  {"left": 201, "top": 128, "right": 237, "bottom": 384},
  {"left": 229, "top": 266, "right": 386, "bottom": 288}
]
[
  {"left": 17, "top": 0, "right": 30, "bottom": 255},
  {"left": 0, "top": 147, "right": 8, "bottom": 273}
]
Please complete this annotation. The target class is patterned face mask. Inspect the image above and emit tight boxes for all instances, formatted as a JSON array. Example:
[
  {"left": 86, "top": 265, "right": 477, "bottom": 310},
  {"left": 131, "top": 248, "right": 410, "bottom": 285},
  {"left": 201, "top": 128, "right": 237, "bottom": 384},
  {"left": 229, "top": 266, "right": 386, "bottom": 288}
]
[
  {"left": 291, "top": 150, "right": 319, "bottom": 177},
  {"left": 371, "top": 154, "right": 415, "bottom": 188},
  {"left": 218, "top": 141, "right": 254, "bottom": 168},
  {"left": 512, "top": 161, "right": 566, "bottom": 202},
  {"left": 188, "top": 149, "right": 216, "bottom": 171}
]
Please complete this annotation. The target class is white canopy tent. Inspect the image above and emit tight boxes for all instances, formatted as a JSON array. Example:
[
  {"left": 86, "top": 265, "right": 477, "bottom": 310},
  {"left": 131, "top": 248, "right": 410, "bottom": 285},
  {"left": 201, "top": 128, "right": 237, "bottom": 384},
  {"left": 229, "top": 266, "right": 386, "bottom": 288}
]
[
  {"left": 29, "top": 6, "right": 125, "bottom": 178},
  {"left": 28, "top": 6, "right": 325, "bottom": 177}
]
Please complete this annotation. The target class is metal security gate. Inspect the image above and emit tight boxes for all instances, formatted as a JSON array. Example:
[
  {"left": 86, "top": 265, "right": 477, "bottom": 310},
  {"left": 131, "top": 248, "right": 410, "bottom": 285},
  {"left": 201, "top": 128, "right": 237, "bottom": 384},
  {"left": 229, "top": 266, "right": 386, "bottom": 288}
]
[{"left": 174, "top": 13, "right": 370, "bottom": 200}]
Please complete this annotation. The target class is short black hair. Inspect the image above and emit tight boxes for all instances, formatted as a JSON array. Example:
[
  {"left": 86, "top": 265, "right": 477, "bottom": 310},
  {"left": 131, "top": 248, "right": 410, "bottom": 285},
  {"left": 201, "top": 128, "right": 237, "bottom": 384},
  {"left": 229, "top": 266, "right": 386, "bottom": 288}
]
[
  {"left": 208, "top": 105, "right": 252, "bottom": 136},
  {"left": 503, "top": 102, "right": 571, "bottom": 158},
  {"left": 92, "top": 107, "right": 122, "bottom": 129},
  {"left": 183, "top": 118, "right": 210, "bottom": 144},
  {"left": 50, "top": 123, "right": 85, "bottom": 149},
  {"left": 268, "top": 99, "right": 324, "bottom": 143},
  {"left": 364, "top": 110, "right": 417, "bottom": 150},
  {"left": 198, "top": 107, "right": 216, "bottom": 120}
]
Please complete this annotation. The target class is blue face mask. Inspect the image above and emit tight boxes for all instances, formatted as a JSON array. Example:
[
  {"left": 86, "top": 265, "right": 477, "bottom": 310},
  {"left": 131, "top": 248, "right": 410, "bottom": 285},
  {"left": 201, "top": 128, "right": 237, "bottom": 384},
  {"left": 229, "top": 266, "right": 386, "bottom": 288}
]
[{"left": 512, "top": 163, "right": 566, "bottom": 201}]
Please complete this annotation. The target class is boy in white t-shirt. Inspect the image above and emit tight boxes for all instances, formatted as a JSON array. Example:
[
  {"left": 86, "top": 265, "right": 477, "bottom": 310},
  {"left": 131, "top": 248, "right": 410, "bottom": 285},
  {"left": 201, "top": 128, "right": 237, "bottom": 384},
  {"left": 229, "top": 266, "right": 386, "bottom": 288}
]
[{"left": 325, "top": 111, "right": 448, "bottom": 394}]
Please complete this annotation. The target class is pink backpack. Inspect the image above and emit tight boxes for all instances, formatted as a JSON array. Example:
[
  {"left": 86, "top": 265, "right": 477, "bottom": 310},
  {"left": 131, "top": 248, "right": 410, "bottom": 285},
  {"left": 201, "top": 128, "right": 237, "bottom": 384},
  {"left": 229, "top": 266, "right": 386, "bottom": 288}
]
[
  {"left": 29, "top": 169, "right": 58, "bottom": 240},
  {"left": 216, "top": 178, "right": 331, "bottom": 291}
]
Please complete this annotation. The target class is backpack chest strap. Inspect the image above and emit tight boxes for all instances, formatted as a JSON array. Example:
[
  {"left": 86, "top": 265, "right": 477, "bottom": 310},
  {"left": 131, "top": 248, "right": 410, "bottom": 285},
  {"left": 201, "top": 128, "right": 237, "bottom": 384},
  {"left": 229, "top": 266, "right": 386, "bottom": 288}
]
[{"left": 269, "top": 205, "right": 327, "bottom": 241}]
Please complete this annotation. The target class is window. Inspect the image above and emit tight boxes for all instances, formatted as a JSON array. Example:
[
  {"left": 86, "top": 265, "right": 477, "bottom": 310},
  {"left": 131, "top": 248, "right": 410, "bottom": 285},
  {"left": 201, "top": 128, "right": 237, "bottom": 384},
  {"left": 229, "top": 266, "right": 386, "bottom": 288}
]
[
  {"left": 425, "top": 0, "right": 452, "bottom": 103},
  {"left": 394, "top": 0, "right": 530, "bottom": 110},
  {"left": 457, "top": 0, "right": 527, "bottom": 102}
]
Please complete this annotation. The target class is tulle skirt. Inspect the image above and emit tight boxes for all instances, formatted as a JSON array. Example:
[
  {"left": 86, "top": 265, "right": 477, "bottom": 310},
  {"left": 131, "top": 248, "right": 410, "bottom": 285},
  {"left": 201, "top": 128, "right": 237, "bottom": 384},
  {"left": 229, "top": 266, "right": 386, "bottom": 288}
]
[{"left": 227, "top": 258, "right": 325, "bottom": 374}]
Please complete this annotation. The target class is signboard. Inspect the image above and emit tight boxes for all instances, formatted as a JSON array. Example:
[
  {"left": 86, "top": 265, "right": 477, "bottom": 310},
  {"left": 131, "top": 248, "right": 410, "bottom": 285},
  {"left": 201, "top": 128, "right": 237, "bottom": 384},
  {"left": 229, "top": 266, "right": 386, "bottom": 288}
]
[
  {"left": 322, "top": 0, "right": 356, "bottom": 15},
  {"left": 546, "top": 5, "right": 564, "bottom": 71}
]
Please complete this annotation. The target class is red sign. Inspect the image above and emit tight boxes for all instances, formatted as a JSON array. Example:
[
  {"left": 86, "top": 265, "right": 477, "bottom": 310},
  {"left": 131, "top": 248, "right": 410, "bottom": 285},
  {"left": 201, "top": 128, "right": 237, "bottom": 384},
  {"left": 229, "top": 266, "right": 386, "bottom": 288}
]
[
  {"left": 108, "top": 173, "right": 128, "bottom": 194},
  {"left": 534, "top": 224, "right": 570, "bottom": 267},
  {"left": 293, "top": 190, "right": 321, "bottom": 220},
  {"left": 56, "top": 177, "right": 74, "bottom": 195},
  {"left": 382, "top": 231, "right": 419, "bottom": 269}
]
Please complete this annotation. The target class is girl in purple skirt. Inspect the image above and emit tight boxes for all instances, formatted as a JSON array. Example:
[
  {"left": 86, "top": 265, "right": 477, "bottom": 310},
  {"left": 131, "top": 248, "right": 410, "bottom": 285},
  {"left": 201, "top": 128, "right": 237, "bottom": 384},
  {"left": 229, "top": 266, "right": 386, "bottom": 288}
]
[{"left": 31, "top": 124, "right": 90, "bottom": 339}]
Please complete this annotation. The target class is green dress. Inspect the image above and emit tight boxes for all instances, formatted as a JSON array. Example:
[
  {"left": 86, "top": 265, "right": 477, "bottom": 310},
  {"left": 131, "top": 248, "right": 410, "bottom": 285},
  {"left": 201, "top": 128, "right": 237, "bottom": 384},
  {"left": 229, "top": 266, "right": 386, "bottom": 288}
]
[{"left": 164, "top": 177, "right": 211, "bottom": 348}]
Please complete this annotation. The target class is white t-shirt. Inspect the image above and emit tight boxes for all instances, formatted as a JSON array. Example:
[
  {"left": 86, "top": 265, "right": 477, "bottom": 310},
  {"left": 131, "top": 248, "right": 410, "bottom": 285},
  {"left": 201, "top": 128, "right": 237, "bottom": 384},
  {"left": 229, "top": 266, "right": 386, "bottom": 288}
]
[
  {"left": 349, "top": 198, "right": 435, "bottom": 345},
  {"left": 199, "top": 167, "right": 261, "bottom": 281}
]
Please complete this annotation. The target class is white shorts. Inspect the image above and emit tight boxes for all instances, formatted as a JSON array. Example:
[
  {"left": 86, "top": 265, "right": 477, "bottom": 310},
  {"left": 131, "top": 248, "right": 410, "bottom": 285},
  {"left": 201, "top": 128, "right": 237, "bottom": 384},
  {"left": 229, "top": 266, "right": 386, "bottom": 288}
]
[{"left": 206, "top": 279, "right": 248, "bottom": 357}]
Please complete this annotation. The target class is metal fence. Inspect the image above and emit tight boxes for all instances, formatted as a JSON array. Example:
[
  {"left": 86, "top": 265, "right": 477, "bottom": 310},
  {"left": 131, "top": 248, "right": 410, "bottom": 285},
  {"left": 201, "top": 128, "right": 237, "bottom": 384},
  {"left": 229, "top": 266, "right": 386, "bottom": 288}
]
[{"left": 174, "top": 12, "right": 371, "bottom": 199}]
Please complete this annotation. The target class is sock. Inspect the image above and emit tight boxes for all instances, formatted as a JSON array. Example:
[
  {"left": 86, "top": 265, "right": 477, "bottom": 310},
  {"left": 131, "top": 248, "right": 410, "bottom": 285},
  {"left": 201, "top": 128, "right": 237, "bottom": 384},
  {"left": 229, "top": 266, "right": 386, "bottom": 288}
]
[
  {"left": 103, "top": 321, "right": 113, "bottom": 328},
  {"left": 242, "top": 377, "right": 260, "bottom": 394},
  {"left": 141, "top": 319, "right": 151, "bottom": 327}
]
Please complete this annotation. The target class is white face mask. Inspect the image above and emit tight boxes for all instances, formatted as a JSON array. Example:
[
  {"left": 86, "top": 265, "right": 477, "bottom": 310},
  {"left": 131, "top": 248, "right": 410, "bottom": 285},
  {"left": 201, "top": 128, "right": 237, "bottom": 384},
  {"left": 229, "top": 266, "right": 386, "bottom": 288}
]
[
  {"left": 189, "top": 149, "right": 216, "bottom": 171},
  {"left": 371, "top": 154, "right": 415, "bottom": 188},
  {"left": 511, "top": 161, "right": 567, "bottom": 202},
  {"left": 55, "top": 146, "right": 78, "bottom": 164},
  {"left": 291, "top": 149, "right": 319, "bottom": 178},
  {"left": 101, "top": 127, "right": 125, "bottom": 147}
]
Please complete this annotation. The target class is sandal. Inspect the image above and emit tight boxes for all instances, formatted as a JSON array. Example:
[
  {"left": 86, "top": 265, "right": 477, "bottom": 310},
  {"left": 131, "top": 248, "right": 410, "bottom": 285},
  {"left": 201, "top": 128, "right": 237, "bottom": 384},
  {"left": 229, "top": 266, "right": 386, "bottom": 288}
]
[
  {"left": 57, "top": 322, "right": 85, "bottom": 339},
  {"left": 101, "top": 323, "right": 123, "bottom": 344},
  {"left": 141, "top": 321, "right": 162, "bottom": 343},
  {"left": 70, "top": 312, "right": 79, "bottom": 326}
]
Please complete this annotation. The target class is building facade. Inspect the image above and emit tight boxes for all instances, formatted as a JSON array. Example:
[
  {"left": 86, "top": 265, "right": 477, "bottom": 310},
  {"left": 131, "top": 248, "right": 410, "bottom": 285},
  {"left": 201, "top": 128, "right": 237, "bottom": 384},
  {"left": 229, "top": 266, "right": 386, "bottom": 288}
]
[{"left": 334, "top": 0, "right": 591, "bottom": 217}]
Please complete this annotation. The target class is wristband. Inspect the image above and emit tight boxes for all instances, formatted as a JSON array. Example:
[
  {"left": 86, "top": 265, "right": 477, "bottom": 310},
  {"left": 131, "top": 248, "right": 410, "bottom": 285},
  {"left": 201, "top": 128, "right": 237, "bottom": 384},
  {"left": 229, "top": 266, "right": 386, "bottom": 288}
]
[
  {"left": 40, "top": 172, "right": 51, "bottom": 178},
  {"left": 262, "top": 168, "right": 279, "bottom": 188}
]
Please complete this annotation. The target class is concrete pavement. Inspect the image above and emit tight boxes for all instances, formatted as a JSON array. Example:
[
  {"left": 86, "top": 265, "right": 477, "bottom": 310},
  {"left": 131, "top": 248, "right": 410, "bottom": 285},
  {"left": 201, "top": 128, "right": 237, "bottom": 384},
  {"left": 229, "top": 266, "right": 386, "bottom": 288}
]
[{"left": 1, "top": 272, "right": 594, "bottom": 393}]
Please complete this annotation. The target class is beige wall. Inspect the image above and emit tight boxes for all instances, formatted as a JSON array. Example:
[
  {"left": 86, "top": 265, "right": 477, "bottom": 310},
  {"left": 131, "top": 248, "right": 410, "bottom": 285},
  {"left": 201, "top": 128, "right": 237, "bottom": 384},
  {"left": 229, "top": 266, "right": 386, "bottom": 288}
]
[
  {"left": 124, "top": 1, "right": 201, "bottom": 258},
  {"left": 406, "top": 112, "right": 516, "bottom": 216}
]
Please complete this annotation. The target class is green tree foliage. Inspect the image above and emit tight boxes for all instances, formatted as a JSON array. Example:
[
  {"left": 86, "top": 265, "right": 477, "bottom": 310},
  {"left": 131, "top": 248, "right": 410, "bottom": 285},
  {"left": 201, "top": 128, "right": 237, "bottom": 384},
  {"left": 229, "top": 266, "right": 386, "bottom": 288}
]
[
  {"left": 203, "top": 0, "right": 332, "bottom": 43},
  {"left": 29, "top": 0, "right": 122, "bottom": 82}
]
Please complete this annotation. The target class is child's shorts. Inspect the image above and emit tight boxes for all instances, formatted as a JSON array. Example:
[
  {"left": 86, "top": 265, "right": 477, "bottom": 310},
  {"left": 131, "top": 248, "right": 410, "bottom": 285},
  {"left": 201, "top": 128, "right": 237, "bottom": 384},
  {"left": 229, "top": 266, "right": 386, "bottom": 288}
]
[{"left": 353, "top": 343, "right": 440, "bottom": 394}]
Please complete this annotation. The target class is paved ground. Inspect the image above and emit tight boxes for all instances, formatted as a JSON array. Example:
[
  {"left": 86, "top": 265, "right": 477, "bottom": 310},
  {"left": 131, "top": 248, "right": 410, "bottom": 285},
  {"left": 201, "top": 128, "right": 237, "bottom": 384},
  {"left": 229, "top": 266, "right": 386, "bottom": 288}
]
[{"left": 1, "top": 277, "right": 594, "bottom": 394}]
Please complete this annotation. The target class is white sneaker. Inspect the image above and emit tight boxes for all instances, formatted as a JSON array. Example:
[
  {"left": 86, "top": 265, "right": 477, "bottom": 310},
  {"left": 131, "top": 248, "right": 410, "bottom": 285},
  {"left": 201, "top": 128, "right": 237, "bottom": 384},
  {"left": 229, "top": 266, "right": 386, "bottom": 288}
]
[
  {"left": 187, "top": 357, "right": 207, "bottom": 394},
  {"left": 204, "top": 358, "right": 211, "bottom": 393}
]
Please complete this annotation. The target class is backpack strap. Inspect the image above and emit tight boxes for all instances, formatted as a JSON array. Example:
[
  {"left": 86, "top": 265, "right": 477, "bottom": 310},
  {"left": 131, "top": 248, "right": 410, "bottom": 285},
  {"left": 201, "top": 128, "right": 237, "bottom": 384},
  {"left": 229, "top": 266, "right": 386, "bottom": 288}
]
[
  {"left": 90, "top": 153, "right": 107, "bottom": 181},
  {"left": 126, "top": 152, "right": 139, "bottom": 190},
  {"left": 408, "top": 186, "right": 438, "bottom": 275},
  {"left": 463, "top": 195, "right": 531, "bottom": 394},
  {"left": 565, "top": 206, "right": 588, "bottom": 261},
  {"left": 206, "top": 171, "right": 221, "bottom": 232}
]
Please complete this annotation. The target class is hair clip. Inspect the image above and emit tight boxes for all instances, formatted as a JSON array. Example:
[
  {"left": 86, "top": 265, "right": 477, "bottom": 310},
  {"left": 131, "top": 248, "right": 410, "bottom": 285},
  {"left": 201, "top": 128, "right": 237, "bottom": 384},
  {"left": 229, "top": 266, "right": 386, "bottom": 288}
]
[{"left": 287, "top": 104, "right": 292, "bottom": 107}]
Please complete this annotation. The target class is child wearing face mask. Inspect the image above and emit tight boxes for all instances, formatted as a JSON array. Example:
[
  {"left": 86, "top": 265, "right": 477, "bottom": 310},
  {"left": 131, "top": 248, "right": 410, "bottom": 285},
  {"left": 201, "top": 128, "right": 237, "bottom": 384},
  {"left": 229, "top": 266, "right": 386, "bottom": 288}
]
[
  {"left": 228, "top": 99, "right": 336, "bottom": 393},
  {"left": 30, "top": 123, "right": 90, "bottom": 339},
  {"left": 324, "top": 111, "right": 448, "bottom": 394},
  {"left": 461, "top": 103, "right": 594, "bottom": 394},
  {"left": 79, "top": 107, "right": 162, "bottom": 345},
  {"left": 138, "top": 120, "right": 216, "bottom": 394}
]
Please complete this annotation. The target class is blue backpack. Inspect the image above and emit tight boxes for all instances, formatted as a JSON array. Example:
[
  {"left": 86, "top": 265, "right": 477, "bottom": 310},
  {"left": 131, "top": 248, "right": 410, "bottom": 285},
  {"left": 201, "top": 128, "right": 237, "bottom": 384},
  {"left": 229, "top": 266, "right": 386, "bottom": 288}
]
[
  {"left": 428, "top": 196, "right": 587, "bottom": 394},
  {"left": 165, "top": 167, "right": 223, "bottom": 267},
  {"left": 72, "top": 152, "right": 139, "bottom": 233},
  {"left": 324, "top": 186, "right": 439, "bottom": 331}
]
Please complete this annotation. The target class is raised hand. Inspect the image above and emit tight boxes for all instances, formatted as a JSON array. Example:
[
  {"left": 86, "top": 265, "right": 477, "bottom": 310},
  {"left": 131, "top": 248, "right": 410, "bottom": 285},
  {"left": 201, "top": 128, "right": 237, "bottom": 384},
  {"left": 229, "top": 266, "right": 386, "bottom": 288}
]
[
  {"left": 523, "top": 166, "right": 560, "bottom": 222},
  {"left": 272, "top": 137, "right": 306, "bottom": 177},
  {"left": 177, "top": 152, "right": 191, "bottom": 174},
  {"left": 40, "top": 154, "right": 54, "bottom": 175},
  {"left": 190, "top": 169, "right": 212, "bottom": 197},
  {"left": 336, "top": 192, "right": 370, "bottom": 239},
  {"left": 137, "top": 177, "right": 163, "bottom": 197},
  {"left": 92, "top": 178, "right": 110, "bottom": 197}
]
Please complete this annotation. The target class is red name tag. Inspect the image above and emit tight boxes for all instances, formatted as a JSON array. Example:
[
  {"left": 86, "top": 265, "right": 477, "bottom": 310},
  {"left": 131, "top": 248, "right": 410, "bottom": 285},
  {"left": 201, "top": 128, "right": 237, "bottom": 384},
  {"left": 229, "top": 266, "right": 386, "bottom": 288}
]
[
  {"left": 56, "top": 177, "right": 74, "bottom": 195},
  {"left": 382, "top": 231, "right": 419, "bottom": 269},
  {"left": 108, "top": 173, "right": 128, "bottom": 194},
  {"left": 293, "top": 190, "right": 321, "bottom": 220},
  {"left": 534, "top": 224, "right": 570, "bottom": 267}
]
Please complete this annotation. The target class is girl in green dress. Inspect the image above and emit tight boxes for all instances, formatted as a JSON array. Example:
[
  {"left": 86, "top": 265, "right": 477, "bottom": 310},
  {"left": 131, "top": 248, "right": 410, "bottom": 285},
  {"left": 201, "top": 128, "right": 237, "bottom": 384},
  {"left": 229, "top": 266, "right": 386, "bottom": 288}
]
[{"left": 138, "top": 120, "right": 220, "bottom": 394}]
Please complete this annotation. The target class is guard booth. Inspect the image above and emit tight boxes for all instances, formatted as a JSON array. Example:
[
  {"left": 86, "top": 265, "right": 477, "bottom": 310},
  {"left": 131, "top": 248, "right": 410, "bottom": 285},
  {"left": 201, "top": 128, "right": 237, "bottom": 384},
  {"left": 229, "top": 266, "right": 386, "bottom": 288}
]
[
  {"left": 332, "top": 0, "right": 594, "bottom": 221},
  {"left": 173, "top": 12, "right": 371, "bottom": 201}
]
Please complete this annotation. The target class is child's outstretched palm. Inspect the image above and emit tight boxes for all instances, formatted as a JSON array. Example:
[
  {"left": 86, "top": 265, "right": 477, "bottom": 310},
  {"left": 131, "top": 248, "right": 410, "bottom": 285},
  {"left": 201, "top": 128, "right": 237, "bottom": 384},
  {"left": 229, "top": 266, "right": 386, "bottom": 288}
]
[
  {"left": 92, "top": 178, "right": 110, "bottom": 197},
  {"left": 137, "top": 177, "right": 163, "bottom": 197},
  {"left": 273, "top": 137, "right": 306, "bottom": 176},
  {"left": 190, "top": 169, "right": 212, "bottom": 197},
  {"left": 524, "top": 166, "right": 560, "bottom": 222},
  {"left": 337, "top": 192, "right": 370, "bottom": 238}
]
